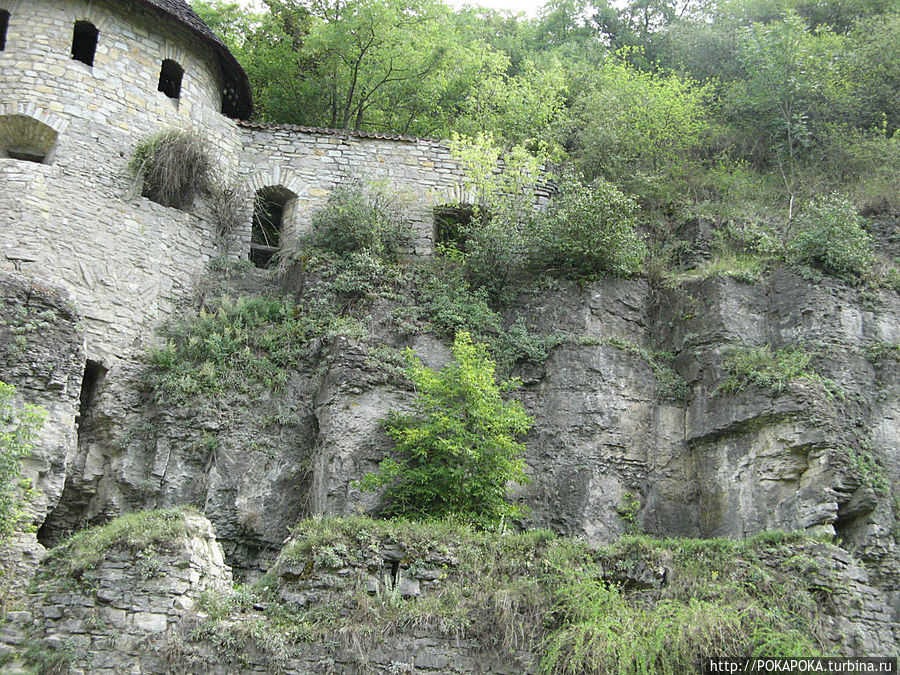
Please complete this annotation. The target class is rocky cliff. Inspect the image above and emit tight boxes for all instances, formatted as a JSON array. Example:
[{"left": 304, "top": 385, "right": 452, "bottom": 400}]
[{"left": 0, "top": 239, "right": 898, "bottom": 670}]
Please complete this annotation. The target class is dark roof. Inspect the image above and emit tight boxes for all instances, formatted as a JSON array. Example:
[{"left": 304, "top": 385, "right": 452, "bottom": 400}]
[
  {"left": 133, "top": 0, "right": 252, "bottom": 119},
  {"left": 237, "top": 120, "right": 438, "bottom": 143}
]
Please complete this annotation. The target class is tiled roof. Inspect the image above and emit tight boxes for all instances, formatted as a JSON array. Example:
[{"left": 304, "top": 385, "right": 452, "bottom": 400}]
[
  {"left": 237, "top": 120, "right": 440, "bottom": 143},
  {"left": 133, "top": 0, "right": 252, "bottom": 119}
]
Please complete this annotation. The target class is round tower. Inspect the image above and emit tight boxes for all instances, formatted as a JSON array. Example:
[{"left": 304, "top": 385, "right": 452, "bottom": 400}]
[{"left": 0, "top": 0, "right": 251, "bottom": 362}]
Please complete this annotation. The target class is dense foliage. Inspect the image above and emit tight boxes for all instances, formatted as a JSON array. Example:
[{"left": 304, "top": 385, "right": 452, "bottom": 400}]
[
  {"left": 360, "top": 332, "right": 532, "bottom": 528},
  {"left": 304, "top": 180, "right": 412, "bottom": 262},
  {"left": 526, "top": 173, "right": 647, "bottom": 278},
  {"left": 196, "top": 0, "right": 899, "bottom": 284},
  {"left": 0, "top": 380, "right": 44, "bottom": 542},
  {"left": 788, "top": 193, "right": 875, "bottom": 279}
]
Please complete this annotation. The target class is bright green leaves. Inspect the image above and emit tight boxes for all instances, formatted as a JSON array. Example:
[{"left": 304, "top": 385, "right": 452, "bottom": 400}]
[
  {"left": 361, "top": 332, "right": 532, "bottom": 530},
  {"left": 788, "top": 193, "right": 875, "bottom": 279},
  {"left": 0, "top": 380, "right": 45, "bottom": 542}
]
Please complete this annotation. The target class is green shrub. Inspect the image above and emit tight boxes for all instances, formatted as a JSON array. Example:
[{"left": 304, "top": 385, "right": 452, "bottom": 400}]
[
  {"left": 788, "top": 193, "right": 875, "bottom": 280},
  {"left": 306, "top": 180, "right": 412, "bottom": 262},
  {"left": 0, "top": 380, "right": 44, "bottom": 542},
  {"left": 147, "top": 294, "right": 363, "bottom": 404},
  {"left": 409, "top": 257, "right": 561, "bottom": 374},
  {"left": 131, "top": 129, "right": 214, "bottom": 209},
  {"left": 718, "top": 345, "right": 817, "bottom": 395},
  {"left": 527, "top": 175, "right": 647, "bottom": 279},
  {"left": 359, "top": 332, "right": 532, "bottom": 529}
]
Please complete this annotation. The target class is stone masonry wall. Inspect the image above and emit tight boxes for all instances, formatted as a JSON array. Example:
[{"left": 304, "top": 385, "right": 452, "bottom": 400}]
[
  {"left": 0, "top": 0, "right": 244, "bottom": 365},
  {"left": 237, "top": 122, "right": 555, "bottom": 256}
]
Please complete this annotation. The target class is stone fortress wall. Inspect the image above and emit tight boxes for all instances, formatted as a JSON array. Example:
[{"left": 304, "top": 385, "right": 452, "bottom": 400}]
[
  {"left": 0, "top": 0, "right": 518, "bottom": 368},
  {"left": 0, "top": 0, "right": 539, "bottom": 561},
  {"left": 236, "top": 121, "right": 554, "bottom": 256}
]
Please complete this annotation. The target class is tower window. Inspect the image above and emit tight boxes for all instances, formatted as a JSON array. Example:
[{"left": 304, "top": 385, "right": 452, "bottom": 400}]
[
  {"left": 0, "top": 10, "right": 9, "bottom": 51},
  {"left": 71, "top": 21, "right": 98, "bottom": 66},
  {"left": 158, "top": 59, "right": 184, "bottom": 99},
  {"left": 0, "top": 114, "right": 59, "bottom": 164}
]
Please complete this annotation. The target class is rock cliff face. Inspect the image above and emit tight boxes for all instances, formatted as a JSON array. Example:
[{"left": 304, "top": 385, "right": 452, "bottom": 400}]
[{"left": 1, "top": 255, "right": 898, "bottom": 666}]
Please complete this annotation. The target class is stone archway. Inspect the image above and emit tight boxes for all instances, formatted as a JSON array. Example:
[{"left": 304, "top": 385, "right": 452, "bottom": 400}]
[
  {"left": 0, "top": 112, "right": 62, "bottom": 164},
  {"left": 250, "top": 185, "right": 298, "bottom": 268}
]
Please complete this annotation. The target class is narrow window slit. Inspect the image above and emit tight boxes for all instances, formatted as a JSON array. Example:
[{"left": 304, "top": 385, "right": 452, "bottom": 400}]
[
  {"left": 0, "top": 10, "right": 9, "bottom": 52},
  {"left": 158, "top": 59, "right": 184, "bottom": 99},
  {"left": 71, "top": 21, "right": 98, "bottom": 66}
]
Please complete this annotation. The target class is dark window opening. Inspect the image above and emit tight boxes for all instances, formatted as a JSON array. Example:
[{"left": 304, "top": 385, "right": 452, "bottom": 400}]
[
  {"left": 0, "top": 10, "right": 8, "bottom": 51},
  {"left": 251, "top": 186, "right": 294, "bottom": 268},
  {"left": 158, "top": 59, "right": 183, "bottom": 99},
  {"left": 389, "top": 560, "right": 400, "bottom": 587},
  {"left": 6, "top": 149, "right": 46, "bottom": 163},
  {"left": 221, "top": 83, "right": 239, "bottom": 118},
  {"left": 71, "top": 21, "right": 98, "bottom": 66},
  {"left": 434, "top": 204, "right": 479, "bottom": 253}
]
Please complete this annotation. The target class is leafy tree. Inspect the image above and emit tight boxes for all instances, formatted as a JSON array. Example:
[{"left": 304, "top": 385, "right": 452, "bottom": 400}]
[
  {"left": 360, "top": 332, "right": 532, "bottom": 529},
  {"left": 0, "top": 381, "right": 44, "bottom": 542},
  {"left": 572, "top": 48, "right": 711, "bottom": 193},
  {"left": 724, "top": 13, "right": 846, "bottom": 166},
  {"left": 788, "top": 193, "right": 874, "bottom": 279}
]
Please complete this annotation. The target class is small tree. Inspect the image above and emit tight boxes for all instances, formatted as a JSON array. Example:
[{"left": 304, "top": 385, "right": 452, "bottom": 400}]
[
  {"left": 306, "top": 180, "right": 412, "bottom": 262},
  {"left": 526, "top": 173, "right": 647, "bottom": 279},
  {"left": 788, "top": 193, "right": 874, "bottom": 280},
  {"left": 361, "top": 332, "right": 532, "bottom": 529},
  {"left": 0, "top": 381, "right": 45, "bottom": 542}
]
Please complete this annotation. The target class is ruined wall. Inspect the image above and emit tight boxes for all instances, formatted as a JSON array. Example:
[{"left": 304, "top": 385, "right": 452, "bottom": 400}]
[{"left": 237, "top": 122, "right": 554, "bottom": 256}]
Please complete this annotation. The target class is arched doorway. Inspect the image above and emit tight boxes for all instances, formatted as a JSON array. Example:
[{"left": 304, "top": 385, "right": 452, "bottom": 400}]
[{"left": 251, "top": 185, "right": 297, "bottom": 268}]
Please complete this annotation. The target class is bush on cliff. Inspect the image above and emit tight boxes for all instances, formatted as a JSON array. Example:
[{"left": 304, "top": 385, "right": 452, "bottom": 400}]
[
  {"left": 359, "top": 332, "right": 532, "bottom": 529},
  {"left": 527, "top": 174, "right": 647, "bottom": 280},
  {"left": 305, "top": 180, "right": 412, "bottom": 263},
  {"left": 0, "top": 380, "right": 44, "bottom": 543},
  {"left": 788, "top": 193, "right": 875, "bottom": 280}
]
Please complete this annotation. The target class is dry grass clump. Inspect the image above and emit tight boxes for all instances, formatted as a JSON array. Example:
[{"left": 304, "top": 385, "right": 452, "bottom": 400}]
[{"left": 131, "top": 129, "right": 214, "bottom": 209}]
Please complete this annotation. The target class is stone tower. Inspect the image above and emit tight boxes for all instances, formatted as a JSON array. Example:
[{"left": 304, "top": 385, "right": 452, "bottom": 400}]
[{"left": 0, "top": 0, "right": 251, "bottom": 363}]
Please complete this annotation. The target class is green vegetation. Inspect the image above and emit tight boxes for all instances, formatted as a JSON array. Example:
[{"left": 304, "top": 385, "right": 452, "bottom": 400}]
[
  {"left": 302, "top": 180, "right": 413, "bottom": 263},
  {"left": 36, "top": 507, "right": 195, "bottom": 588},
  {"left": 788, "top": 194, "right": 875, "bottom": 280},
  {"left": 0, "top": 380, "right": 44, "bottom": 543},
  {"left": 163, "top": 516, "right": 831, "bottom": 673},
  {"left": 526, "top": 174, "right": 647, "bottom": 279},
  {"left": 718, "top": 345, "right": 832, "bottom": 395},
  {"left": 847, "top": 443, "right": 890, "bottom": 497},
  {"left": 864, "top": 341, "right": 900, "bottom": 363},
  {"left": 359, "top": 332, "right": 532, "bottom": 529},
  {"left": 196, "top": 0, "right": 900, "bottom": 286},
  {"left": 147, "top": 294, "right": 363, "bottom": 404}
]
